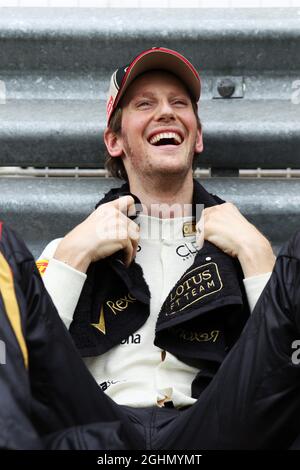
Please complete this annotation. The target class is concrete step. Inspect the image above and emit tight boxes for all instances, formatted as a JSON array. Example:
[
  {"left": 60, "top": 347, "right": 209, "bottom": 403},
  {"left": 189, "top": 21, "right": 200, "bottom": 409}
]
[
  {"left": 0, "top": 8, "right": 299, "bottom": 73},
  {"left": 0, "top": 99, "right": 299, "bottom": 169},
  {"left": 1, "top": 177, "right": 299, "bottom": 257},
  {"left": 0, "top": 70, "right": 297, "bottom": 102}
]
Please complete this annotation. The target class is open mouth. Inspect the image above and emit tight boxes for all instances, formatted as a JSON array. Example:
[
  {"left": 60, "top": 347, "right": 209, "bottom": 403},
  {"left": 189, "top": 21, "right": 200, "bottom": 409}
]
[{"left": 148, "top": 132, "right": 183, "bottom": 147}]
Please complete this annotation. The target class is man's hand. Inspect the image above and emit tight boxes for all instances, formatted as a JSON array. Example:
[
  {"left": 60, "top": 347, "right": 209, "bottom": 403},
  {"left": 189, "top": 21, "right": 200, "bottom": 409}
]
[
  {"left": 54, "top": 195, "right": 140, "bottom": 273},
  {"left": 197, "top": 202, "right": 276, "bottom": 277}
]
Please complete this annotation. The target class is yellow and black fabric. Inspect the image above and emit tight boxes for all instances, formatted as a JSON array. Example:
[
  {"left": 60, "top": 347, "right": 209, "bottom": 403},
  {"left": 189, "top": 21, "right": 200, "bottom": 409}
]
[
  {"left": 0, "top": 222, "right": 143, "bottom": 449},
  {"left": 0, "top": 223, "right": 28, "bottom": 369}
]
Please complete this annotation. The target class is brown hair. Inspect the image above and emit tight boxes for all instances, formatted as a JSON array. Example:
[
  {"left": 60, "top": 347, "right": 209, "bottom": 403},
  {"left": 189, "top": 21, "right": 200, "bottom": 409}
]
[{"left": 104, "top": 101, "right": 202, "bottom": 182}]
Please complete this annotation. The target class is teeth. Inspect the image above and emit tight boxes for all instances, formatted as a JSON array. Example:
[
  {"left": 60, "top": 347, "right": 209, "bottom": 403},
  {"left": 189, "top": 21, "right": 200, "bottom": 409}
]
[{"left": 149, "top": 132, "right": 183, "bottom": 145}]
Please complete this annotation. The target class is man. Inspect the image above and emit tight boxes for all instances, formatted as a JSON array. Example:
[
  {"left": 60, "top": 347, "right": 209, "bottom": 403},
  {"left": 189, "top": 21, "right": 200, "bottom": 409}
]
[
  {"left": 2, "top": 47, "right": 300, "bottom": 449},
  {"left": 38, "top": 47, "right": 274, "bottom": 408}
]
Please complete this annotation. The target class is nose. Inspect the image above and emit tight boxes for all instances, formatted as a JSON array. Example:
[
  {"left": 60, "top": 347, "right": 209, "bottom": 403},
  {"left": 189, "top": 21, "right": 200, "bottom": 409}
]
[{"left": 155, "top": 99, "right": 176, "bottom": 122}]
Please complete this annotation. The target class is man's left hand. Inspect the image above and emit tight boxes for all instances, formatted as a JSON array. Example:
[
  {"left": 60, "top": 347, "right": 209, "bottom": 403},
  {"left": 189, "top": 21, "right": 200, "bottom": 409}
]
[{"left": 196, "top": 202, "right": 276, "bottom": 278}]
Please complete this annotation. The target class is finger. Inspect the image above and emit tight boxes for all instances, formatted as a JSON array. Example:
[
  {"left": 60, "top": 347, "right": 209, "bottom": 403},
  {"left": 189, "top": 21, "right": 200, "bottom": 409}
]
[
  {"left": 131, "top": 233, "right": 140, "bottom": 260},
  {"left": 128, "top": 220, "right": 140, "bottom": 242},
  {"left": 127, "top": 221, "right": 140, "bottom": 262},
  {"left": 113, "top": 195, "right": 136, "bottom": 218},
  {"left": 196, "top": 210, "right": 205, "bottom": 248},
  {"left": 122, "top": 239, "right": 134, "bottom": 268}
]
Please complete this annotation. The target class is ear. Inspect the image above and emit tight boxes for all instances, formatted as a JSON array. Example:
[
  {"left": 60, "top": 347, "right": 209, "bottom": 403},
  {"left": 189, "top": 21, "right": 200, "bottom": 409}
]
[
  {"left": 104, "top": 128, "right": 123, "bottom": 157},
  {"left": 195, "top": 129, "right": 204, "bottom": 154}
]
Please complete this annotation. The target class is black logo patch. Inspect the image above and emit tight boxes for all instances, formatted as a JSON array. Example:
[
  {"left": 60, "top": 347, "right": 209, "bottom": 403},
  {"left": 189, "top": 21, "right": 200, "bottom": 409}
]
[{"left": 167, "top": 262, "right": 223, "bottom": 315}]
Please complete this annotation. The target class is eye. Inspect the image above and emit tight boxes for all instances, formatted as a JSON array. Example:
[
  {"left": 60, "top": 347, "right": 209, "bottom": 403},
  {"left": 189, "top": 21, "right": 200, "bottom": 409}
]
[
  {"left": 136, "top": 100, "right": 152, "bottom": 109},
  {"left": 173, "top": 99, "right": 188, "bottom": 106}
]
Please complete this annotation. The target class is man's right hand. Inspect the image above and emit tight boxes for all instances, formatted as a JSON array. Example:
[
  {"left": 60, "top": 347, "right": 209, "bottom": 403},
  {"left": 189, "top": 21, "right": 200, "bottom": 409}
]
[{"left": 53, "top": 195, "right": 140, "bottom": 273}]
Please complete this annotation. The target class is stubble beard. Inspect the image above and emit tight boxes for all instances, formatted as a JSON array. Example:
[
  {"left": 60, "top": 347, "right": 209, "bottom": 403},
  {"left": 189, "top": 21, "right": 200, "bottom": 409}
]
[{"left": 122, "top": 135, "right": 196, "bottom": 182}]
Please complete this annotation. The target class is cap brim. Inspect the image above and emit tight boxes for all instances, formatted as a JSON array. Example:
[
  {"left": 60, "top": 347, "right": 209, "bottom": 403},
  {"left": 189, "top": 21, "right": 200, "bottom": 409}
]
[{"left": 115, "top": 49, "right": 200, "bottom": 110}]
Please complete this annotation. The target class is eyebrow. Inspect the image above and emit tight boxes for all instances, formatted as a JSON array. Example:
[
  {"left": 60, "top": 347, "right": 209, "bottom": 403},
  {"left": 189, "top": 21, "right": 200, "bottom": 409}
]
[
  {"left": 133, "top": 91, "right": 188, "bottom": 99},
  {"left": 133, "top": 92, "right": 155, "bottom": 99}
]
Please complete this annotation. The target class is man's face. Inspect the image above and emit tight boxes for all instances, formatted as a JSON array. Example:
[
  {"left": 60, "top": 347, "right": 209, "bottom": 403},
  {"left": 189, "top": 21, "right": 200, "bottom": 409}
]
[{"left": 112, "top": 70, "right": 203, "bottom": 182}]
